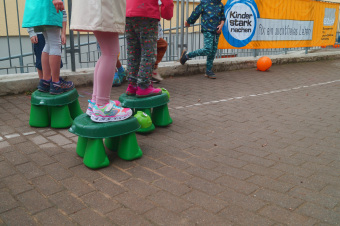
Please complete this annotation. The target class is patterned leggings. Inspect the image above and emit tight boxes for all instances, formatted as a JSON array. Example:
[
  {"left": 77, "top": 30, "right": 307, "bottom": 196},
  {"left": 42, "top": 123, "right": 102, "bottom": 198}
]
[
  {"left": 125, "top": 17, "right": 158, "bottom": 89},
  {"left": 188, "top": 32, "right": 220, "bottom": 72}
]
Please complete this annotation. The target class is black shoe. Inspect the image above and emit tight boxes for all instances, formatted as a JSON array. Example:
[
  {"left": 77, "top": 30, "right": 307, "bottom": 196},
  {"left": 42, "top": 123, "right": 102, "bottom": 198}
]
[
  {"left": 37, "top": 79, "right": 51, "bottom": 92},
  {"left": 205, "top": 70, "right": 216, "bottom": 79},
  {"left": 180, "top": 50, "right": 188, "bottom": 65}
]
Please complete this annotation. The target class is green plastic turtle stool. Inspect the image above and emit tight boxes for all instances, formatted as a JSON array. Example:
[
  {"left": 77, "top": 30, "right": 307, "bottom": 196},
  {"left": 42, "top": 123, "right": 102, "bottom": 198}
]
[
  {"left": 29, "top": 89, "right": 83, "bottom": 128},
  {"left": 68, "top": 114, "right": 142, "bottom": 169},
  {"left": 119, "top": 89, "right": 172, "bottom": 133}
]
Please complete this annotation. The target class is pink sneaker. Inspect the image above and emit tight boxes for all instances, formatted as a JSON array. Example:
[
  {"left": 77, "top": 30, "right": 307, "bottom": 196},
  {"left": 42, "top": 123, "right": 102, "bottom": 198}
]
[
  {"left": 126, "top": 84, "right": 137, "bottom": 96},
  {"left": 136, "top": 84, "right": 162, "bottom": 98}
]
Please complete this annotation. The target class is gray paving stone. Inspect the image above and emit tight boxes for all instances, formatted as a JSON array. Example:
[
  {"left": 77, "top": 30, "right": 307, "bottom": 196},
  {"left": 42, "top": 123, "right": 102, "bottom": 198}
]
[
  {"left": 16, "top": 190, "right": 53, "bottom": 214},
  {"left": 92, "top": 177, "right": 126, "bottom": 198},
  {"left": 60, "top": 177, "right": 96, "bottom": 197},
  {"left": 2, "top": 149, "right": 29, "bottom": 165},
  {"left": 106, "top": 207, "right": 152, "bottom": 226},
  {"left": 43, "top": 162, "right": 73, "bottom": 181},
  {"left": 115, "top": 191, "right": 155, "bottom": 214},
  {"left": 49, "top": 191, "right": 86, "bottom": 215},
  {"left": 122, "top": 178, "right": 160, "bottom": 197},
  {"left": 70, "top": 208, "right": 112, "bottom": 225},
  {"left": 0, "top": 207, "right": 37, "bottom": 226},
  {"left": 253, "top": 188, "right": 304, "bottom": 210},
  {"left": 144, "top": 207, "right": 193, "bottom": 225},
  {"left": 31, "top": 175, "right": 64, "bottom": 196},
  {"left": 0, "top": 190, "right": 19, "bottom": 213},
  {"left": 152, "top": 178, "right": 191, "bottom": 196},
  {"left": 81, "top": 191, "right": 121, "bottom": 214},
  {"left": 35, "top": 207, "right": 75, "bottom": 226},
  {"left": 0, "top": 161, "right": 17, "bottom": 179},
  {"left": 16, "top": 162, "right": 45, "bottom": 179},
  {"left": 181, "top": 190, "right": 227, "bottom": 214},
  {"left": 2, "top": 174, "right": 33, "bottom": 195},
  {"left": 218, "top": 205, "right": 274, "bottom": 226},
  {"left": 297, "top": 202, "right": 340, "bottom": 225}
]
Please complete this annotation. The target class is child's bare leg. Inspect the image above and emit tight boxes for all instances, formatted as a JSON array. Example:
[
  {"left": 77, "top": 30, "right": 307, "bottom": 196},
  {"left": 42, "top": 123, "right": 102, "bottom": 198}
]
[
  {"left": 50, "top": 55, "right": 61, "bottom": 82},
  {"left": 41, "top": 52, "right": 51, "bottom": 80},
  {"left": 37, "top": 69, "right": 43, "bottom": 80}
]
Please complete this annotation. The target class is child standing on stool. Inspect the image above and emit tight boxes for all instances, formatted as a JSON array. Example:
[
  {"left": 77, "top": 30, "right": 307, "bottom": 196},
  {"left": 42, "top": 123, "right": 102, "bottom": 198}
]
[
  {"left": 71, "top": 0, "right": 132, "bottom": 122},
  {"left": 180, "top": 0, "right": 225, "bottom": 79},
  {"left": 22, "top": 0, "right": 74, "bottom": 94},
  {"left": 125, "top": 0, "right": 173, "bottom": 97}
]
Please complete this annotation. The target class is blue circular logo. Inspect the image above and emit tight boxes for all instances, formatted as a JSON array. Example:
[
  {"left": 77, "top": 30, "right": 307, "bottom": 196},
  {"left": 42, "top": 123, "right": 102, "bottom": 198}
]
[{"left": 222, "top": 0, "right": 260, "bottom": 48}]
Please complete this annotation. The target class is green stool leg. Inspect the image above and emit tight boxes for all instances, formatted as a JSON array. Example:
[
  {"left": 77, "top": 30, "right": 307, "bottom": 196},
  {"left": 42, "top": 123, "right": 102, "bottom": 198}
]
[
  {"left": 68, "top": 99, "right": 83, "bottom": 119},
  {"left": 29, "top": 104, "right": 50, "bottom": 127},
  {"left": 76, "top": 136, "right": 88, "bottom": 158},
  {"left": 104, "top": 136, "right": 120, "bottom": 151},
  {"left": 118, "top": 132, "right": 142, "bottom": 160},
  {"left": 152, "top": 104, "right": 173, "bottom": 127},
  {"left": 136, "top": 108, "right": 155, "bottom": 133},
  {"left": 50, "top": 105, "right": 73, "bottom": 128},
  {"left": 83, "top": 138, "right": 110, "bottom": 169}
]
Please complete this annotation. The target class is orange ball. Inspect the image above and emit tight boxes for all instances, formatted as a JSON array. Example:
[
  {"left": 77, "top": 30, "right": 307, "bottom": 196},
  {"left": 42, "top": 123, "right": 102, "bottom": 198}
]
[{"left": 257, "top": 56, "right": 272, "bottom": 71}]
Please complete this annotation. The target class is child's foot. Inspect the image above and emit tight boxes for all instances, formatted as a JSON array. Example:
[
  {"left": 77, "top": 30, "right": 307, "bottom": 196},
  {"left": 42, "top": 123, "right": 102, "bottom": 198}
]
[
  {"left": 136, "top": 84, "right": 162, "bottom": 98},
  {"left": 152, "top": 68, "right": 163, "bottom": 83},
  {"left": 91, "top": 102, "right": 132, "bottom": 123},
  {"left": 126, "top": 84, "right": 137, "bottom": 96},
  {"left": 112, "top": 72, "right": 121, "bottom": 87},
  {"left": 180, "top": 50, "right": 189, "bottom": 65},
  {"left": 205, "top": 71, "right": 216, "bottom": 79},
  {"left": 50, "top": 78, "right": 75, "bottom": 94},
  {"left": 38, "top": 79, "right": 51, "bottom": 92},
  {"left": 86, "top": 99, "right": 121, "bottom": 116}
]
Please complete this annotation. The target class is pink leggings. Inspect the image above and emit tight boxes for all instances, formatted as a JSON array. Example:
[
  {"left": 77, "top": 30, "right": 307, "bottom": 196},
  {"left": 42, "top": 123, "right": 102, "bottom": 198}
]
[{"left": 92, "top": 31, "right": 119, "bottom": 106}]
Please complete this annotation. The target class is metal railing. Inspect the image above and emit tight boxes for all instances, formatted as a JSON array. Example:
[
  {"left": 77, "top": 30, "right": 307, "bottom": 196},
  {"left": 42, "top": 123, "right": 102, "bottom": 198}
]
[{"left": 0, "top": 0, "right": 339, "bottom": 75}]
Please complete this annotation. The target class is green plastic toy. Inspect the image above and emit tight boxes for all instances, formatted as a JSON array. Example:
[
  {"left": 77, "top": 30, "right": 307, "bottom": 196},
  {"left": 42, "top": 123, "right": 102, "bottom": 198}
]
[
  {"left": 29, "top": 89, "right": 83, "bottom": 128},
  {"left": 119, "top": 91, "right": 172, "bottom": 133},
  {"left": 68, "top": 114, "right": 142, "bottom": 169},
  {"left": 134, "top": 111, "right": 152, "bottom": 129}
]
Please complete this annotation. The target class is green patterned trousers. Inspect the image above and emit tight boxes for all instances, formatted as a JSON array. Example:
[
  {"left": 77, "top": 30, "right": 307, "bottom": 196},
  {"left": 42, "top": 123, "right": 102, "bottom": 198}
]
[{"left": 188, "top": 32, "right": 220, "bottom": 72}]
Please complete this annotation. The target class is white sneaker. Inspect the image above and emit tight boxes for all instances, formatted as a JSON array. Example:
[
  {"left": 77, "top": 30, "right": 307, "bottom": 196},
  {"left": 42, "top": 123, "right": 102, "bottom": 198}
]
[
  {"left": 91, "top": 102, "right": 132, "bottom": 123},
  {"left": 152, "top": 69, "right": 163, "bottom": 82},
  {"left": 86, "top": 99, "right": 122, "bottom": 116}
]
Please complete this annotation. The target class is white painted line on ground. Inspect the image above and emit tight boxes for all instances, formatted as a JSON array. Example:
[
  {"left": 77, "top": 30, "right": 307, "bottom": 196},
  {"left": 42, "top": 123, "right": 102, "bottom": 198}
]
[
  {"left": 23, "top": 131, "right": 36, "bottom": 136},
  {"left": 0, "top": 136, "right": 3, "bottom": 141},
  {"left": 5, "top": 134, "right": 20, "bottom": 139},
  {"left": 172, "top": 79, "right": 340, "bottom": 110}
]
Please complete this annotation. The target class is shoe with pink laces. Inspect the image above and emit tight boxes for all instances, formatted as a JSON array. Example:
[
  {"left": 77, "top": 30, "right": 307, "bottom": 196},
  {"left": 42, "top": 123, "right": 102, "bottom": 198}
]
[
  {"left": 86, "top": 99, "right": 121, "bottom": 116},
  {"left": 136, "top": 84, "right": 162, "bottom": 98},
  {"left": 91, "top": 102, "right": 132, "bottom": 122},
  {"left": 126, "top": 84, "right": 137, "bottom": 96}
]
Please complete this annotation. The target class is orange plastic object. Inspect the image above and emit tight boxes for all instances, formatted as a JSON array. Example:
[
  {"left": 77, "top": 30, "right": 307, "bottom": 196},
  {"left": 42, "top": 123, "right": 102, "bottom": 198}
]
[{"left": 257, "top": 56, "right": 272, "bottom": 72}]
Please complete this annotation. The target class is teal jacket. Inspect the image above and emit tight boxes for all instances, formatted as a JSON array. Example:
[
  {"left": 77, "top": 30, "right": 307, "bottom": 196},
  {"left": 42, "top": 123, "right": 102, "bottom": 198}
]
[
  {"left": 187, "top": 0, "right": 225, "bottom": 34},
  {"left": 22, "top": 0, "right": 64, "bottom": 28}
]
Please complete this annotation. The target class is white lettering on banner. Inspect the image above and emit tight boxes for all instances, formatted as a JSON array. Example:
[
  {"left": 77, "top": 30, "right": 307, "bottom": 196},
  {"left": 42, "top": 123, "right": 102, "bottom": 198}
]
[
  {"left": 252, "top": 19, "right": 314, "bottom": 41},
  {"left": 324, "top": 8, "right": 336, "bottom": 26}
]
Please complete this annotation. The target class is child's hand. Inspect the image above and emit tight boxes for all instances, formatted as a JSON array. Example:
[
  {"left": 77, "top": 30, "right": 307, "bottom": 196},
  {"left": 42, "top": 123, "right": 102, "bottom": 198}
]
[
  {"left": 61, "top": 34, "right": 66, "bottom": 45},
  {"left": 185, "top": 21, "right": 190, "bottom": 27},
  {"left": 52, "top": 0, "right": 64, "bottom": 13},
  {"left": 217, "top": 24, "right": 223, "bottom": 34},
  {"left": 30, "top": 36, "right": 38, "bottom": 44}
]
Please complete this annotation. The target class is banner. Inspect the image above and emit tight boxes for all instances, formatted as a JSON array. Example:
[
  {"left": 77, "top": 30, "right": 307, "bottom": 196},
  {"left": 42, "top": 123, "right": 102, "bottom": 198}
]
[{"left": 218, "top": 0, "right": 340, "bottom": 49}]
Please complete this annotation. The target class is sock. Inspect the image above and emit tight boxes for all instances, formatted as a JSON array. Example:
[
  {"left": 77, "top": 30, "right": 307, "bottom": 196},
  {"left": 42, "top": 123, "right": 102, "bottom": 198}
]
[{"left": 118, "top": 66, "right": 124, "bottom": 73}]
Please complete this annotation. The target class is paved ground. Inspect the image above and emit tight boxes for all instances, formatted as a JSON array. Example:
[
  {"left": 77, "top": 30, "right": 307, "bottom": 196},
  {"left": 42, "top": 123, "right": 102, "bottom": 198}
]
[{"left": 0, "top": 59, "right": 340, "bottom": 225}]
